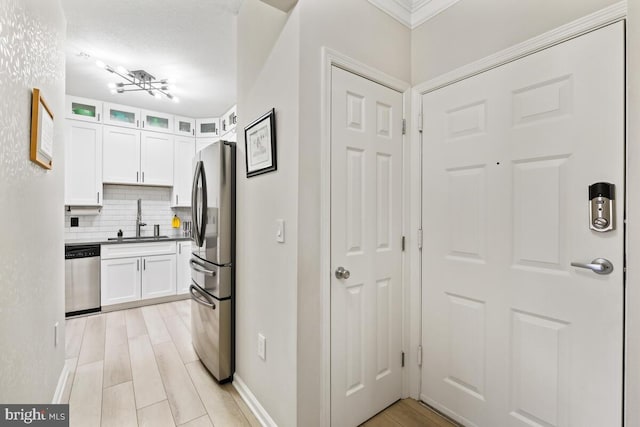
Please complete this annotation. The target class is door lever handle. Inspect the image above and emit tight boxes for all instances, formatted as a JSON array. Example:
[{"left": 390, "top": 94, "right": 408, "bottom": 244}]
[{"left": 571, "top": 258, "right": 613, "bottom": 275}]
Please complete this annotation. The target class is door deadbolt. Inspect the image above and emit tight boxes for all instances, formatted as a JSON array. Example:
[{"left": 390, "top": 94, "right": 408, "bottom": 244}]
[{"left": 589, "top": 182, "right": 615, "bottom": 232}]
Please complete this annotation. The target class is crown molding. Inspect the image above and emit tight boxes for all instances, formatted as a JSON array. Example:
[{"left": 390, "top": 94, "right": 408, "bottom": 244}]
[{"left": 368, "top": 0, "right": 460, "bottom": 29}]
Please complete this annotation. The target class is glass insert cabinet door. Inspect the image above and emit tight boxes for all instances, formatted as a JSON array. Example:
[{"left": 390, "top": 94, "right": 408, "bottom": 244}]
[
  {"left": 142, "top": 109, "right": 174, "bottom": 134},
  {"left": 196, "top": 118, "right": 220, "bottom": 137},
  {"left": 103, "top": 102, "right": 140, "bottom": 129},
  {"left": 66, "top": 95, "right": 103, "bottom": 123},
  {"left": 175, "top": 115, "right": 196, "bottom": 136}
]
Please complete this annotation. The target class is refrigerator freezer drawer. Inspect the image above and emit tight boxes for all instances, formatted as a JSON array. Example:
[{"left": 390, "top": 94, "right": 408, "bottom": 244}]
[
  {"left": 190, "top": 255, "right": 231, "bottom": 299},
  {"left": 190, "top": 283, "right": 232, "bottom": 382}
]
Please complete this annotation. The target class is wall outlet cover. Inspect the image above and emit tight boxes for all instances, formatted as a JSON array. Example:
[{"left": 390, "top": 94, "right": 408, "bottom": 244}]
[{"left": 70, "top": 217, "right": 79, "bottom": 227}]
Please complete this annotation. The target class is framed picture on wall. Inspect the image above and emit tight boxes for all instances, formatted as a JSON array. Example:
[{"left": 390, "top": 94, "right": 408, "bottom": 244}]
[
  {"left": 244, "top": 108, "right": 276, "bottom": 177},
  {"left": 30, "top": 88, "right": 54, "bottom": 170}
]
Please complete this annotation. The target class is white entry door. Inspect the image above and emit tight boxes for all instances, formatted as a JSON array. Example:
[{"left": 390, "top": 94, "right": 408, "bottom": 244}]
[
  {"left": 421, "top": 22, "right": 624, "bottom": 427},
  {"left": 331, "top": 66, "right": 404, "bottom": 426}
]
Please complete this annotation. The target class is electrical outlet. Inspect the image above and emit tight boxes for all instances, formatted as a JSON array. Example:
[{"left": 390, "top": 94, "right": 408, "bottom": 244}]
[
  {"left": 70, "top": 217, "right": 79, "bottom": 227},
  {"left": 258, "top": 333, "right": 266, "bottom": 361},
  {"left": 54, "top": 322, "right": 59, "bottom": 347}
]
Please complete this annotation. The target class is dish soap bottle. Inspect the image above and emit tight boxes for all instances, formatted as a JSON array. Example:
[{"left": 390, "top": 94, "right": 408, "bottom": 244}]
[{"left": 172, "top": 215, "right": 181, "bottom": 228}]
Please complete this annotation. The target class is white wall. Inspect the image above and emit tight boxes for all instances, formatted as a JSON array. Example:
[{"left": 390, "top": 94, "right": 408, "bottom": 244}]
[
  {"left": 0, "top": 0, "right": 67, "bottom": 403},
  {"left": 296, "top": 2, "right": 411, "bottom": 425},
  {"left": 64, "top": 185, "right": 189, "bottom": 241},
  {"left": 236, "top": 1, "right": 299, "bottom": 425},
  {"left": 411, "top": 0, "right": 620, "bottom": 84}
]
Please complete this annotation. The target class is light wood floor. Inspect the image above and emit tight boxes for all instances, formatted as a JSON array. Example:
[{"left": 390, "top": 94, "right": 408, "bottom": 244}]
[
  {"left": 63, "top": 300, "right": 260, "bottom": 427},
  {"left": 362, "top": 398, "right": 459, "bottom": 427}
]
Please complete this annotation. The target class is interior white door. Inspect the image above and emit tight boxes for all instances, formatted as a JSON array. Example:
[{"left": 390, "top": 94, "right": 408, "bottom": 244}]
[
  {"left": 331, "top": 66, "right": 404, "bottom": 426},
  {"left": 420, "top": 22, "right": 624, "bottom": 427}
]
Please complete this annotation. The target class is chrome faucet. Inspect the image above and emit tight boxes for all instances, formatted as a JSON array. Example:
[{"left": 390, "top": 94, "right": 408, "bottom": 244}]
[{"left": 136, "top": 199, "right": 147, "bottom": 237}]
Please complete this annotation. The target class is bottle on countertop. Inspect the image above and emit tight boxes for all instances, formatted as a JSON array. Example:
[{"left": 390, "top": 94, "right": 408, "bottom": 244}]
[{"left": 172, "top": 215, "right": 181, "bottom": 228}]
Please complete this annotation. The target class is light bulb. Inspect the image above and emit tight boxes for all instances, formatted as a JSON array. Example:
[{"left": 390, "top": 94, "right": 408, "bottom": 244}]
[
  {"left": 107, "top": 82, "right": 116, "bottom": 89},
  {"left": 110, "top": 89, "right": 117, "bottom": 94},
  {"left": 172, "top": 97, "right": 180, "bottom": 103},
  {"left": 155, "top": 92, "right": 162, "bottom": 100},
  {"left": 95, "top": 60, "right": 106, "bottom": 69}
]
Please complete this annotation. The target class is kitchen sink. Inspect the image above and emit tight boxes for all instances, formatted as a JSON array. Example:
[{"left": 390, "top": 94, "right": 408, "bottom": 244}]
[{"left": 107, "top": 236, "right": 170, "bottom": 241}]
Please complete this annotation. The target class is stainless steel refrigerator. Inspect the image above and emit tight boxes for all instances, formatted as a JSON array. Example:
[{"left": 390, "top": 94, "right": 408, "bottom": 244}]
[{"left": 190, "top": 140, "right": 235, "bottom": 383}]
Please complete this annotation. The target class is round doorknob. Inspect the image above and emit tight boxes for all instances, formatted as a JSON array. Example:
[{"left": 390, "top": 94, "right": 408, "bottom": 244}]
[{"left": 335, "top": 267, "right": 351, "bottom": 280}]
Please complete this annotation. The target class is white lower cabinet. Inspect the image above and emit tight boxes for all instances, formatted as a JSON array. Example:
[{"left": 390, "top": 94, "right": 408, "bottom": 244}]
[
  {"left": 141, "top": 254, "right": 176, "bottom": 299},
  {"left": 176, "top": 241, "right": 192, "bottom": 295},
  {"left": 101, "top": 257, "right": 142, "bottom": 306},
  {"left": 101, "top": 242, "right": 177, "bottom": 307}
]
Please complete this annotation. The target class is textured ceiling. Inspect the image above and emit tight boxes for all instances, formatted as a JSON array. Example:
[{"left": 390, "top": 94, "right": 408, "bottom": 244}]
[{"left": 61, "top": 0, "right": 240, "bottom": 118}]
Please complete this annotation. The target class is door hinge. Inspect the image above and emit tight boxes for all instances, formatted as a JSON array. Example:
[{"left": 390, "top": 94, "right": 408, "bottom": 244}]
[
  {"left": 417, "top": 228, "right": 423, "bottom": 250},
  {"left": 402, "top": 118, "right": 406, "bottom": 135},
  {"left": 401, "top": 236, "right": 405, "bottom": 251},
  {"left": 417, "top": 345, "right": 423, "bottom": 367},
  {"left": 402, "top": 351, "right": 405, "bottom": 367},
  {"left": 418, "top": 112, "right": 423, "bottom": 133}
]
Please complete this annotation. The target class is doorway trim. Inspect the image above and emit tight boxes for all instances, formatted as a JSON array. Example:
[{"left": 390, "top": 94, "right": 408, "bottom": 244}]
[
  {"left": 320, "top": 47, "right": 411, "bottom": 426},
  {"left": 411, "top": 0, "right": 630, "bottom": 424},
  {"left": 413, "top": 1, "right": 626, "bottom": 96}
]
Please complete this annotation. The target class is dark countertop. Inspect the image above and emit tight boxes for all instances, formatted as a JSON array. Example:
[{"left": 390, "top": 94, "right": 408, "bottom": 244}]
[{"left": 65, "top": 235, "right": 193, "bottom": 246}]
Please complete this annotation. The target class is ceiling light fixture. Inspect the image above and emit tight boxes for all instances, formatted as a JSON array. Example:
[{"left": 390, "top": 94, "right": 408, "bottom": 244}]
[{"left": 96, "top": 60, "right": 178, "bottom": 102}]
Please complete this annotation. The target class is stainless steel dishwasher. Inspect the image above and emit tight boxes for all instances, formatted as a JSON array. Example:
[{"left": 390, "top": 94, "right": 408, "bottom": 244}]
[{"left": 65, "top": 244, "right": 101, "bottom": 316}]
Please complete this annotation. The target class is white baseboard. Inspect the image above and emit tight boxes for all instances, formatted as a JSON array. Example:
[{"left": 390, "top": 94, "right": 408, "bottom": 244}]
[
  {"left": 233, "top": 375, "right": 278, "bottom": 427},
  {"left": 51, "top": 362, "right": 71, "bottom": 404}
]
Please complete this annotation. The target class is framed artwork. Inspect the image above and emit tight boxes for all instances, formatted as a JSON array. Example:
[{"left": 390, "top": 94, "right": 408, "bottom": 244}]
[
  {"left": 244, "top": 108, "right": 276, "bottom": 177},
  {"left": 30, "top": 88, "right": 54, "bottom": 170}
]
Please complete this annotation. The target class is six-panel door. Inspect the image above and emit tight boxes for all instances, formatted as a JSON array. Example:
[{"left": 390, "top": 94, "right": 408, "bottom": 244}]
[
  {"left": 420, "top": 22, "right": 624, "bottom": 427},
  {"left": 330, "top": 66, "right": 404, "bottom": 427}
]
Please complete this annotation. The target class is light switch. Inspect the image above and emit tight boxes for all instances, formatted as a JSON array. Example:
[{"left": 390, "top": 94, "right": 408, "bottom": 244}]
[{"left": 276, "top": 219, "right": 285, "bottom": 243}]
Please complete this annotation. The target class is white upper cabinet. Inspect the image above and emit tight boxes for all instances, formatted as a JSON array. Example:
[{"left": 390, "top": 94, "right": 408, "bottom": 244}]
[
  {"left": 103, "top": 125, "right": 141, "bottom": 184},
  {"left": 102, "top": 126, "right": 174, "bottom": 186},
  {"left": 172, "top": 136, "right": 195, "bottom": 207},
  {"left": 174, "top": 115, "right": 196, "bottom": 136},
  {"left": 103, "top": 102, "right": 140, "bottom": 129},
  {"left": 220, "top": 105, "right": 237, "bottom": 136},
  {"left": 66, "top": 95, "right": 103, "bottom": 123},
  {"left": 141, "top": 131, "right": 174, "bottom": 186},
  {"left": 141, "top": 109, "right": 174, "bottom": 134},
  {"left": 196, "top": 137, "right": 219, "bottom": 152},
  {"left": 65, "top": 120, "right": 103, "bottom": 206},
  {"left": 195, "top": 117, "right": 220, "bottom": 137}
]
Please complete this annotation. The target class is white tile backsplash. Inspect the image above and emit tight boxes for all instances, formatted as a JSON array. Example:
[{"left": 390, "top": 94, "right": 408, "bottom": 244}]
[{"left": 64, "top": 184, "right": 191, "bottom": 240}]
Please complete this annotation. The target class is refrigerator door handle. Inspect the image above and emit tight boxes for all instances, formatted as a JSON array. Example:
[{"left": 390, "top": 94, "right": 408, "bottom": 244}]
[
  {"left": 190, "top": 259, "right": 217, "bottom": 276},
  {"left": 191, "top": 161, "right": 208, "bottom": 247},
  {"left": 191, "top": 161, "right": 201, "bottom": 246},
  {"left": 190, "top": 284, "right": 216, "bottom": 309}
]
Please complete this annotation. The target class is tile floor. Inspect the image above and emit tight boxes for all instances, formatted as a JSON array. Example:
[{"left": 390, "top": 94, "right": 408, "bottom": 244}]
[
  {"left": 63, "top": 300, "right": 259, "bottom": 427},
  {"left": 64, "top": 300, "right": 455, "bottom": 427},
  {"left": 362, "top": 398, "right": 458, "bottom": 427}
]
